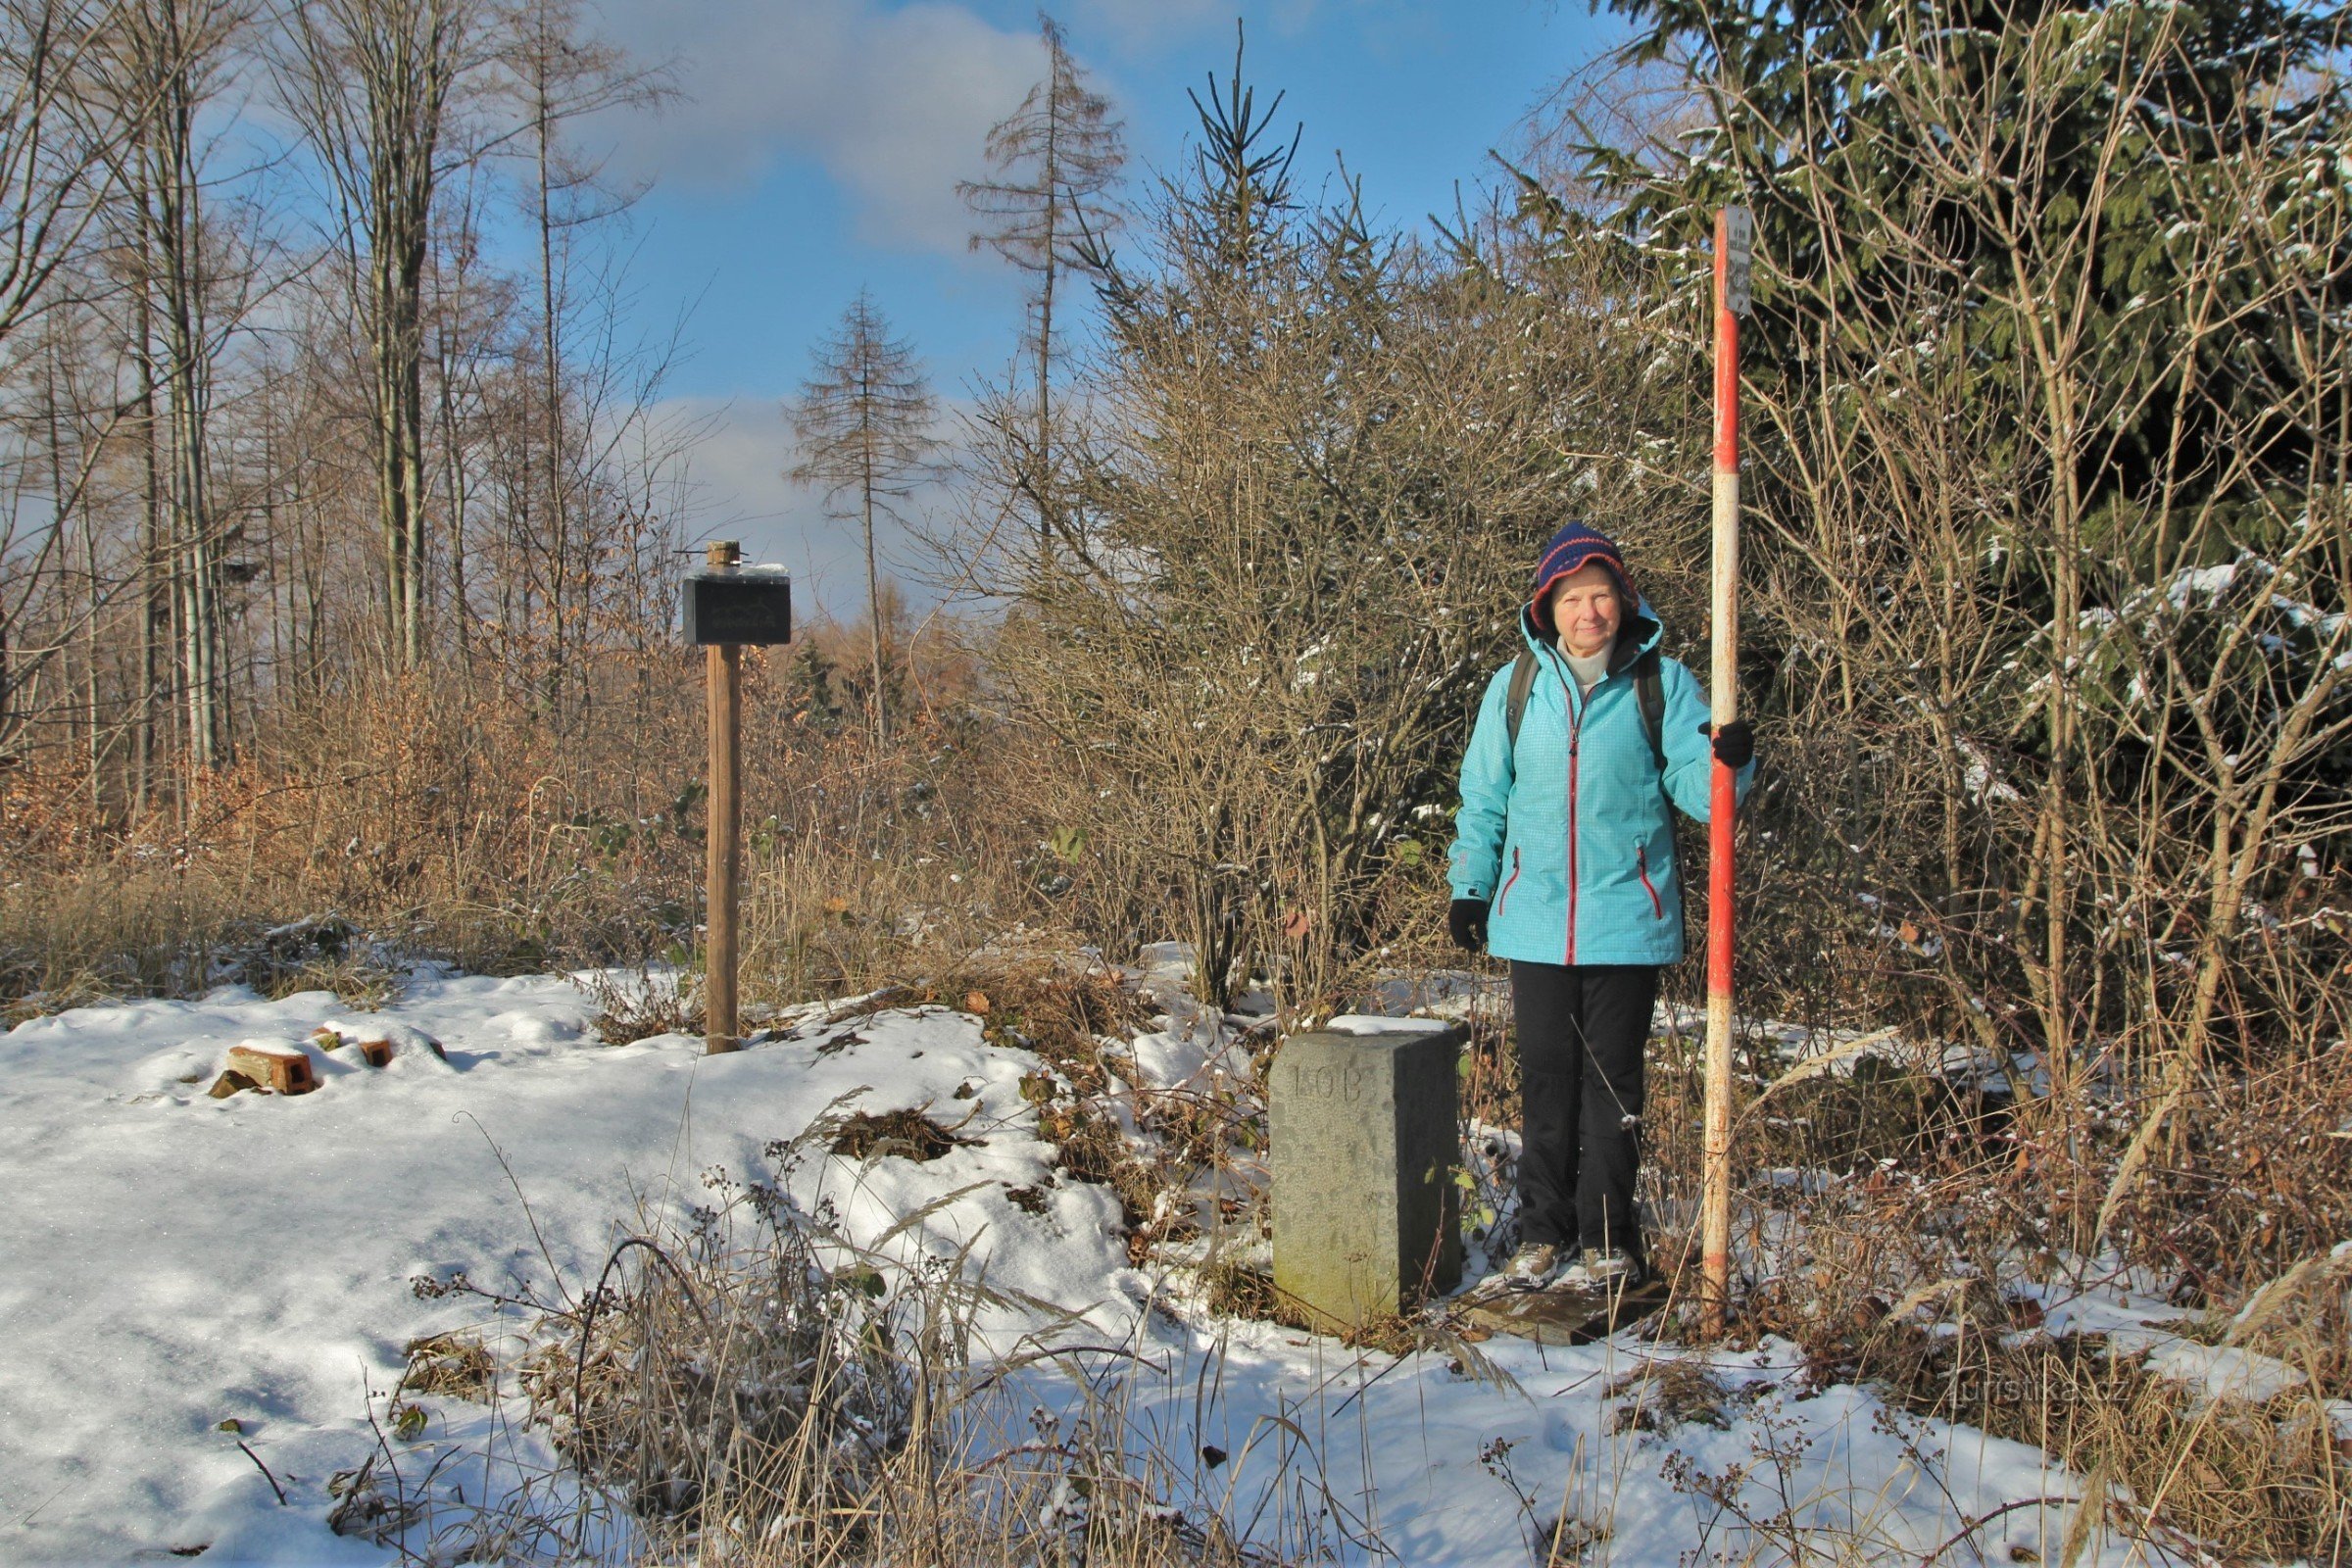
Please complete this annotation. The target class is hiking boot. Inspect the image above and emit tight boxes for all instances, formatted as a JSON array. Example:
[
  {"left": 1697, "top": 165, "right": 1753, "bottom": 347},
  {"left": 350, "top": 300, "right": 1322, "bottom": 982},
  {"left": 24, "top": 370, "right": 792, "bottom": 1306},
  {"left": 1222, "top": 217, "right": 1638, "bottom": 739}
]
[
  {"left": 1502, "top": 1242, "right": 1564, "bottom": 1290},
  {"left": 1578, "top": 1247, "right": 1644, "bottom": 1290}
]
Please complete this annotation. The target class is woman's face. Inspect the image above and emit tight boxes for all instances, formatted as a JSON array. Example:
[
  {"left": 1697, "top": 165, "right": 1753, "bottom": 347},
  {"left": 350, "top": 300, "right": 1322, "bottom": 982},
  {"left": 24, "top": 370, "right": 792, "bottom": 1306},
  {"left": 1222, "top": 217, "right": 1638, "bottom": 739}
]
[{"left": 1548, "top": 563, "right": 1624, "bottom": 659}]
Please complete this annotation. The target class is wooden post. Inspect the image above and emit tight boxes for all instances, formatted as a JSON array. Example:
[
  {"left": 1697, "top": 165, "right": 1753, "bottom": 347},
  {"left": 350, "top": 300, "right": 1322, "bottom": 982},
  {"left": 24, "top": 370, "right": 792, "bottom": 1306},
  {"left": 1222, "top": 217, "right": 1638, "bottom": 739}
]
[
  {"left": 1700, "top": 207, "right": 1751, "bottom": 1337},
  {"left": 705, "top": 539, "right": 743, "bottom": 1054}
]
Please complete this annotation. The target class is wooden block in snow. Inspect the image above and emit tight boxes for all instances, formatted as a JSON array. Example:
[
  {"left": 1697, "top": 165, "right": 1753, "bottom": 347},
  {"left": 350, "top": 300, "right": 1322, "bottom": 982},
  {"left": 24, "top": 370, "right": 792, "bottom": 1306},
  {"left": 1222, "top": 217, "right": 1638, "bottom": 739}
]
[
  {"left": 207, "top": 1069, "right": 259, "bottom": 1099},
  {"left": 225, "top": 1045, "right": 317, "bottom": 1096},
  {"left": 354, "top": 1039, "right": 394, "bottom": 1067},
  {"left": 324, "top": 1019, "right": 446, "bottom": 1061}
]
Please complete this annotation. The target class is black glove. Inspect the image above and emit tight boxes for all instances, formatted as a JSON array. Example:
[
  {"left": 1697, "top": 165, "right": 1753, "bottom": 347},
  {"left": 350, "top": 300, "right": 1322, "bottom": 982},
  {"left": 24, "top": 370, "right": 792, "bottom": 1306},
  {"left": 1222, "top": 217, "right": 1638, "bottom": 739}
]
[
  {"left": 1448, "top": 898, "right": 1490, "bottom": 953},
  {"left": 1701, "top": 718, "right": 1754, "bottom": 770}
]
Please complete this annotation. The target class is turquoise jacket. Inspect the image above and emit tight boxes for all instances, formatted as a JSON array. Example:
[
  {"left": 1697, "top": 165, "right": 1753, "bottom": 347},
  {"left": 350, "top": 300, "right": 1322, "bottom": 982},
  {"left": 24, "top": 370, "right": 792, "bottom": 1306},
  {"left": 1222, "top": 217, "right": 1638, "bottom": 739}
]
[{"left": 1446, "top": 603, "right": 1754, "bottom": 967}]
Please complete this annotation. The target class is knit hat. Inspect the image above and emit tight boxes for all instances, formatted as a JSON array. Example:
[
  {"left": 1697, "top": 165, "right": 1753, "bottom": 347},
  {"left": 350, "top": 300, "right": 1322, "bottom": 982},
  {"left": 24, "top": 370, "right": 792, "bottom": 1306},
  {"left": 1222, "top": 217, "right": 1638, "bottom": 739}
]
[{"left": 1529, "top": 520, "right": 1634, "bottom": 633}]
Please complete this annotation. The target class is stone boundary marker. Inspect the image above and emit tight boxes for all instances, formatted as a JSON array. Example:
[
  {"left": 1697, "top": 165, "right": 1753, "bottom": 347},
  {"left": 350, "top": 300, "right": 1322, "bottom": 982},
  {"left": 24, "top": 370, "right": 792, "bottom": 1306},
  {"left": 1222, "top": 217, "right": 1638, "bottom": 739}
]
[{"left": 1270, "top": 1017, "right": 1464, "bottom": 1333}]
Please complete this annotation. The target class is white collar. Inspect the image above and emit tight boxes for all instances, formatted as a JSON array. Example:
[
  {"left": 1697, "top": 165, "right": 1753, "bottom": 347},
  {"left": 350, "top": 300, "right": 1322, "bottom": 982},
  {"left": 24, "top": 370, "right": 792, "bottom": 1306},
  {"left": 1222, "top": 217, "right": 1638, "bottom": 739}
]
[{"left": 1560, "top": 642, "right": 1611, "bottom": 691}]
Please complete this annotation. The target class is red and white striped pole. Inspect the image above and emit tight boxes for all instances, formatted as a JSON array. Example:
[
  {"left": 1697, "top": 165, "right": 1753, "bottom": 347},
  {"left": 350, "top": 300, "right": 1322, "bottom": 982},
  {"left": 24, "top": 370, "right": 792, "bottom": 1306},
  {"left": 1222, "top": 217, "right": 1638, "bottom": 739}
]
[{"left": 1700, "top": 206, "right": 1751, "bottom": 1338}]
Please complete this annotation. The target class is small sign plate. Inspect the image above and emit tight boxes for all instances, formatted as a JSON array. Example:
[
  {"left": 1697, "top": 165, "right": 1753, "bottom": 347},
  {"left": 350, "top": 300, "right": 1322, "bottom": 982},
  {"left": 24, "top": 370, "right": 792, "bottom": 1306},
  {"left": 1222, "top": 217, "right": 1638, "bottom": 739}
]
[
  {"left": 684, "top": 565, "right": 793, "bottom": 646},
  {"left": 1723, "top": 205, "right": 1754, "bottom": 318}
]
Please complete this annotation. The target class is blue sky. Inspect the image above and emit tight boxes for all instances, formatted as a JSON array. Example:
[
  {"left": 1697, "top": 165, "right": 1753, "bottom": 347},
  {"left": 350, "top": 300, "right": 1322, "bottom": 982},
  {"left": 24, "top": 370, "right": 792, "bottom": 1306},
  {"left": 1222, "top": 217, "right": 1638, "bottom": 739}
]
[{"left": 579, "top": 0, "right": 1633, "bottom": 620}]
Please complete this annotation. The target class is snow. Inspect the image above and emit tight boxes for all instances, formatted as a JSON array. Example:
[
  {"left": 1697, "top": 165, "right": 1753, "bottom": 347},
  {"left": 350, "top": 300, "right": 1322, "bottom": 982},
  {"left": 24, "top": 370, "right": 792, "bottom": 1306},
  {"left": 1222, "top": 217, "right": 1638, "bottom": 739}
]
[
  {"left": 0, "top": 971, "right": 1135, "bottom": 1564},
  {"left": 1124, "top": 1000, "right": 1232, "bottom": 1092},
  {"left": 1954, "top": 734, "right": 2023, "bottom": 806},
  {"left": 1324, "top": 1013, "right": 1454, "bottom": 1035},
  {"left": 2139, "top": 1342, "right": 2309, "bottom": 1406},
  {"left": 0, "top": 966, "right": 2222, "bottom": 1565},
  {"left": 2050, "top": 1288, "right": 2311, "bottom": 1404},
  {"left": 2037, "top": 1285, "right": 2193, "bottom": 1345}
]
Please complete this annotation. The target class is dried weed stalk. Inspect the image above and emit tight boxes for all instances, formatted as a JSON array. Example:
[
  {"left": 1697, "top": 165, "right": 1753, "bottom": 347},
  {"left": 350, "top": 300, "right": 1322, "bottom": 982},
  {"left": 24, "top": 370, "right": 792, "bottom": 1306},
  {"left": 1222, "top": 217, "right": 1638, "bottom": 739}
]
[{"left": 363, "top": 1109, "right": 1333, "bottom": 1566}]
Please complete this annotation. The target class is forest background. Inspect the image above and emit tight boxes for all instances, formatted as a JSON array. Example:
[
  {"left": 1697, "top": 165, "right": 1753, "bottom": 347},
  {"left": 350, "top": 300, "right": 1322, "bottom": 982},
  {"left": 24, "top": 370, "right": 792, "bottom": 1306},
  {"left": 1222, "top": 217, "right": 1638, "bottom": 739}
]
[{"left": 2, "top": 0, "right": 2350, "bottom": 1334}]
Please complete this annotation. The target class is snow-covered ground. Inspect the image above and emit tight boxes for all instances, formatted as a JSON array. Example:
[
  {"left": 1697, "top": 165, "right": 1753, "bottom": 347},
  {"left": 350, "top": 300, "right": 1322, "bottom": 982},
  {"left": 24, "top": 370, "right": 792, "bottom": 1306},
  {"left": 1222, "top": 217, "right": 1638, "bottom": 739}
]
[{"left": 0, "top": 965, "right": 2211, "bottom": 1565}]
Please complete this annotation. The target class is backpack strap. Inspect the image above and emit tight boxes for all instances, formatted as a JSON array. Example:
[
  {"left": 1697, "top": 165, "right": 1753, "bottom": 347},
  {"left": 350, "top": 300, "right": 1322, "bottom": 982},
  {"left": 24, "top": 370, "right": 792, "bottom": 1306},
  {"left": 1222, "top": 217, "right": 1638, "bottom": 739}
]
[
  {"left": 1508, "top": 646, "right": 1669, "bottom": 779},
  {"left": 1634, "top": 647, "right": 1667, "bottom": 777},
  {"left": 1503, "top": 650, "right": 1539, "bottom": 752}
]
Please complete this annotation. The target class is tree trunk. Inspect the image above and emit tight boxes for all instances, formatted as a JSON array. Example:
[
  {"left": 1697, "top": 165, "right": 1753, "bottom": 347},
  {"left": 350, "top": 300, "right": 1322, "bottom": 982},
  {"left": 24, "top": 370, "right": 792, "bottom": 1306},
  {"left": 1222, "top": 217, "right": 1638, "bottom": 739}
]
[
  {"left": 1034, "top": 77, "right": 1058, "bottom": 569},
  {"left": 133, "top": 290, "right": 163, "bottom": 821},
  {"left": 535, "top": 54, "right": 568, "bottom": 717},
  {"left": 860, "top": 370, "right": 886, "bottom": 746},
  {"left": 142, "top": 0, "right": 225, "bottom": 786}
]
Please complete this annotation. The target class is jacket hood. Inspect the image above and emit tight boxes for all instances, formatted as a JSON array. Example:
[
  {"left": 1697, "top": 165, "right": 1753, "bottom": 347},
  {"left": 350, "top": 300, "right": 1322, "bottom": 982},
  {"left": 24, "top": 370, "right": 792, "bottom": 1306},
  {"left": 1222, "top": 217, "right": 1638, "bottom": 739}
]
[{"left": 1520, "top": 596, "right": 1665, "bottom": 677}]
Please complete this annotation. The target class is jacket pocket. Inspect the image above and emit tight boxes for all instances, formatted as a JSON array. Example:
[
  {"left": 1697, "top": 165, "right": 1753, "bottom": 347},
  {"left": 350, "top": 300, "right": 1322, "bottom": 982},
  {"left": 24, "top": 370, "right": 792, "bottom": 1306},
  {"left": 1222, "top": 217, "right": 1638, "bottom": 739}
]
[
  {"left": 1636, "top": 843, "right": 1663, "bottom": 919},
  {"left": 1494, "top": 847, "right": 1522, "bottom": 917}
]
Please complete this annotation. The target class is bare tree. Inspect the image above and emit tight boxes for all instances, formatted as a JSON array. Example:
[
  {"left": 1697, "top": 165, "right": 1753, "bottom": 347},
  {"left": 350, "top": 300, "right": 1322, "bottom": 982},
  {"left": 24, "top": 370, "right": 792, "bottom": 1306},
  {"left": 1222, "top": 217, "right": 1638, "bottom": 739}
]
[
  {"left": 274, "top": 0, "right": 486, "bottom": 669},
  {"left": 0, "top": 1, "right": 160, "bottom": 342},
  {"left": 788, "top": 291, "right": 938, "bottom": 747},
  {"left": 0, "top": 0, "right": 186, "bottom": 763},
  {"left": 105, "top": 0, "right": 257, "bottom": 787},
  {"left": 956, "top": 11, "right": 1123, "bottom": 567},
  {"left": 499, "top": 0, "right": 667, "bottom": 709}
]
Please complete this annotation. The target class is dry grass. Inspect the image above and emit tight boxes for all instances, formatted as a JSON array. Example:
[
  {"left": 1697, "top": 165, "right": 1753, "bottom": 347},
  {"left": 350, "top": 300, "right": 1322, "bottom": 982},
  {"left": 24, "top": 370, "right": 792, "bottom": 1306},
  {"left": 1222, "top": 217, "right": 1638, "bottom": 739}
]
[
  {"left": 1605, "top": 1360, "right": 1739, "bottom": 1436},
  {"left": 1381, "top": 982, "right": 2352, "bottom": 1563},
  {"left": 828, "top": 1106, "right": 977, "bottom": 1161},
  {"left": 1641, "top": 1033, "right": 2352, "bottom": 1565},
  {"left": 360, "top": 1114, "right": 1341, "bottom": 1567},
  {"left": 401, "top": 1333, "right": 496, "bottom": 1401},
  {"left": 0, "top": 873, "right": 403, "bottom": 1024},
  {"left": 0, "top": 658, "right": 1083, "bottom": 1020},
  {"left": 577, "top": 966, "right": 703, "bottom": 1045},
  {"left": 1187, "top": 1257, "right": 1399, "bottom": 1348},
  {"left": 1856, "top": 1325, "right": 2352, "bottom": 1562},
  {"left": 0, "top": 862, "right": 269, "bottom": 1021}
]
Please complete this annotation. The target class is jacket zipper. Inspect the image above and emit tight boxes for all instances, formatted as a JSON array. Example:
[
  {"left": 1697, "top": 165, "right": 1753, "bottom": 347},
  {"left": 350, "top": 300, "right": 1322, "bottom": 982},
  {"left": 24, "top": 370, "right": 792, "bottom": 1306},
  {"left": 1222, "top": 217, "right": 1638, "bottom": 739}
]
[
  {"left": 1563, "top": 676, "right": 1583, "bottom": 965},
  {"left": 1494, "top": 847, "right": 1522, "bottom": 916},
  {"left": 1638, "top": 843, "right": 1663, "bottom": 919}
]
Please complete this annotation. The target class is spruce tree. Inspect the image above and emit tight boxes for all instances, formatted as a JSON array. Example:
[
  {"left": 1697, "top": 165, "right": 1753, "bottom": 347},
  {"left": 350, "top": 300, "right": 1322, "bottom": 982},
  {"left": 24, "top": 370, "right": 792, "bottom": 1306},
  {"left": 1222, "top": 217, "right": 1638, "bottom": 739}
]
[
  {"left": 1578, "top": 0, "right": 2352, "bottom": 554},
  {"left": 782, "top": 641, "right": 841, "bottom": 733},
  {"left": 786, "top": 292, "right": 939, "bottom": 746}
]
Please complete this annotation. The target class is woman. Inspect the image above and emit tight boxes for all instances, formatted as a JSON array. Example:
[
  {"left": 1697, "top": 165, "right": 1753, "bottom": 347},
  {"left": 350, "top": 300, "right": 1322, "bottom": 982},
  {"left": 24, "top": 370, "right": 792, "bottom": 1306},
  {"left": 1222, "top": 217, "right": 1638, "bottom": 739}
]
[{"left": 1446, "top": 520, "right": 1754, "bottom": 1291}]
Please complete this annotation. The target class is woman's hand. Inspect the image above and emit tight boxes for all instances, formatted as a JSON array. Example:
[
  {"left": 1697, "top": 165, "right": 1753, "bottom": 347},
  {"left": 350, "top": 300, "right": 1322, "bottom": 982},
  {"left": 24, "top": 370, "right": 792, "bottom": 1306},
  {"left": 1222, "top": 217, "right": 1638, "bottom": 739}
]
[
  {"left": 1448, "top": 899, "right": 1490, "bottom": 953},
  {"left": 1700, "top": 719, "right": 1754, "bottom": 769}
]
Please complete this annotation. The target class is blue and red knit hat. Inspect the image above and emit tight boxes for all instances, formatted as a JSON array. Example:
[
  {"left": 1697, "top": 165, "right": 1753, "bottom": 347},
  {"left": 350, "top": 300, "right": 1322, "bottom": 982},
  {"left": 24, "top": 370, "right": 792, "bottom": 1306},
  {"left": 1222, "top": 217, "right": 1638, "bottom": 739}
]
[{"left": 1528, "top": 520, "right": 1635, "bottom": 633}]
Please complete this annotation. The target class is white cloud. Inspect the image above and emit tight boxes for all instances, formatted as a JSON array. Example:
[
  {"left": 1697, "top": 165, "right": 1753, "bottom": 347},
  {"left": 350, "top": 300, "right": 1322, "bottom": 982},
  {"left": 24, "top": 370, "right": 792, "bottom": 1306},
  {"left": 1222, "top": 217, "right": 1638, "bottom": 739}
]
[
  {"left": 592, "top": 0, "right": 1049, "bottom": 254},
  {"left": 1072, "top": 0, "right": 1359, "bottom": 54},
  {"left": 661, "top": 394, "right": 961, "bottom": 622}
]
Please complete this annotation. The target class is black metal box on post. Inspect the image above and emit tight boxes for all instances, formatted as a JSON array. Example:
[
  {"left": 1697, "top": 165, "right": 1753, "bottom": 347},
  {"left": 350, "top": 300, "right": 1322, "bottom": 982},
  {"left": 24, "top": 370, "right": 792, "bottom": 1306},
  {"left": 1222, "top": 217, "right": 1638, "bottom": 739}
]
[
  {"left": 684, "top": 563, "right": 793, "bottom": 647},
  {"left": 686, "top": 544, "right": 791, "bottom": 1057}
]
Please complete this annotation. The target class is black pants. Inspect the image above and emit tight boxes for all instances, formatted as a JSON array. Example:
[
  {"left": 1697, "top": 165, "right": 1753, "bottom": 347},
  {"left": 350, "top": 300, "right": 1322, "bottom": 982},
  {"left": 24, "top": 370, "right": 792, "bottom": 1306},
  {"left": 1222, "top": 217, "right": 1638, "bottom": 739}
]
[{"left": 1509, "top": 960, "right": 1658, "bottom": 1258}]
